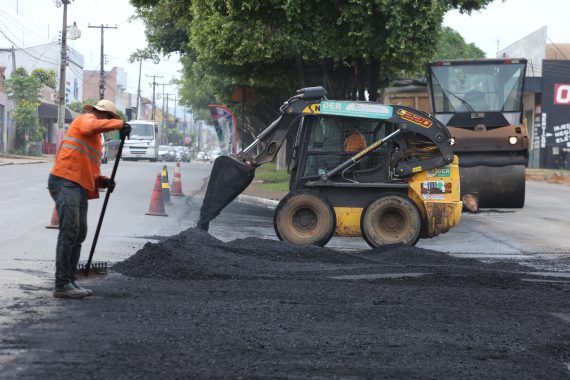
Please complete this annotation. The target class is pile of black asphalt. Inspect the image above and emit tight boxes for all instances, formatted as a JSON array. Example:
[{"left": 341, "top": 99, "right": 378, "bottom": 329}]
[{"left": 2, "top": 228, "right": 570, "bottom": 379}]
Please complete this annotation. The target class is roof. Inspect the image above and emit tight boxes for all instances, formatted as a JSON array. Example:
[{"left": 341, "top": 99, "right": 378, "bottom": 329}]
[{"left": 546, "top": 44, "right": 570, "bottom": 60}]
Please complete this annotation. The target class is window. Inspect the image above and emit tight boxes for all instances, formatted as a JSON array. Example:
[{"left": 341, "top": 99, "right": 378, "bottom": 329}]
[
  {"left": 430, "top": 63, "right": 525, "bottom": 113},
  {"left": 302, "top": 116, "right": 390, "bottom": 179}
]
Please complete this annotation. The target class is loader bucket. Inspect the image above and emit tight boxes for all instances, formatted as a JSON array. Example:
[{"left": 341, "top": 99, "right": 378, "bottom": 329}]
[{"left": 197, "top": 155, "right": 256, "bottom": 231}]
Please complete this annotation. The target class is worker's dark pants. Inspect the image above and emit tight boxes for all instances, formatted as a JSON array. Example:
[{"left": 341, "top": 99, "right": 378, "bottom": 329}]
[{"left": 48, "top": 175, "right": 88, "bottom": 289}]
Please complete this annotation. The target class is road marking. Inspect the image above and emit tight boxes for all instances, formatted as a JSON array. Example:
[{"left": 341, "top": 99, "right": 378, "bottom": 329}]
[
  {"left": 522, "top": 279, "right": 570, "bottom": 284},
  {"left": 523, "top": 271, "right": 570, "bottom": 278},
  {"left": 330, "top": 272, "right": 432, "bottom": 280},
  {"left": 549, "top": 313, "right": 570, "bottom": 323}
]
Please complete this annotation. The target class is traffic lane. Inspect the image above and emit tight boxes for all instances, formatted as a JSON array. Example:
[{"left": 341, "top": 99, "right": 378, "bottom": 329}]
[
  {"left": 201, "top": 181, "right": 570, "bottom": 270},
  {"left": 421, "top": 181, "right": 570, "bottom": 264},
  {"left": 0, "top": 161, "right": 212, "bottom": 326},
  {"left": 91, "top": 160, "right": 213, "bottom": 263},
  {"left": 0, "top": 162, "right": 60, "bottom": 321}
]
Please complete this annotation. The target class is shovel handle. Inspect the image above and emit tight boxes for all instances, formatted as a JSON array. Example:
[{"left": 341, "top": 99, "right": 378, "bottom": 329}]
[{"left": 83, "top": 134, "right": 126, "bottom": 276}]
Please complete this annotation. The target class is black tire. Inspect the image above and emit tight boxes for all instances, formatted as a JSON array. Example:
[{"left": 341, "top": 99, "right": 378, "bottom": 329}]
[
  {"left": 361, "top": 194, "right": 421, "bottom": 247},
  {"left": 274, "top": 192, "right": 336, "bottom": 247}
]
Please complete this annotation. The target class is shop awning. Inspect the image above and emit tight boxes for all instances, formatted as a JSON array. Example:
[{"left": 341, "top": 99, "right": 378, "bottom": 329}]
[{"left": 38, "top": 102, "right": 79, "bottom": 122}]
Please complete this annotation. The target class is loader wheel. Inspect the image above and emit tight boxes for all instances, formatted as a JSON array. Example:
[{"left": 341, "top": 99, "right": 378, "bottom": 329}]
[
  {"left": 274, "top": 192, "right": 336, "bottom": 247},
  {"left": 361, "top": 195, "right": 421, "bottom": 247}
]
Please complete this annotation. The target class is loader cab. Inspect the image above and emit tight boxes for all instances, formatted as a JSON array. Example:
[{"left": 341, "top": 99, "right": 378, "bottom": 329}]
[{"left": 289, "top": 115, "right": 398, "bottom": 190}]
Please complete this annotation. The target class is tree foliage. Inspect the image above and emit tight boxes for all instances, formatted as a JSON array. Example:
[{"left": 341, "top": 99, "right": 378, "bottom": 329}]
[
  {"left": 31, "top": 68, "right": 57, "bottom": 89},
  {"left": 132, "top": 0, "right": 492, "bottom": 138},
  {"left": 433, "top": 26, "right": 486, "bottom": 60},
  {"left": 4, "top": 67, "right": 44, "bottom": 151},
  {"left": 69, "top": 98, "right": 98, "bottom": 114}
]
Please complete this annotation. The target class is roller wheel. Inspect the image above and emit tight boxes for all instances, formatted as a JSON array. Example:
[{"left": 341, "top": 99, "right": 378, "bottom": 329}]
[
  {"left": 274, "top": 192, "right": 336, "bottom": 247},
  {"left": 361, "top": 194, "right": 421, "bottom": 247}
]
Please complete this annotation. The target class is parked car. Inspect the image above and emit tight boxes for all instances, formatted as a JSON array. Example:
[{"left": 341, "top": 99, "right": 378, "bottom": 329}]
[
  {"left": 174, "top": 146, "right": 190, "bottom": 162},
  {"left": 158, "top": 145, "right": 176, "bottom": 162},
  {"left": 197, "top": 151, "right": 208, "bottom": 162},
  {"left": 182, "top": 147, "right": 191, "bottom": 162},
  {"left": 209, "top": 150, "right": 222, "bottom": 163}
]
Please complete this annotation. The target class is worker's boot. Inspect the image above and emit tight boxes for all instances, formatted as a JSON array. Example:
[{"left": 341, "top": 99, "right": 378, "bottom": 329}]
[
  {"left": 53, "top": 283, "right": 89, "bottom": 299},
  {"left": 72, "top": 281, "right": 93, "bottom": 296}
]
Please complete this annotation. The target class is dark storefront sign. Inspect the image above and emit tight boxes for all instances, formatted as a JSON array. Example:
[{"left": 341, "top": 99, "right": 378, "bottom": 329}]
[{"left": 541, "top": 60, "right": 570, "bottom": 169}]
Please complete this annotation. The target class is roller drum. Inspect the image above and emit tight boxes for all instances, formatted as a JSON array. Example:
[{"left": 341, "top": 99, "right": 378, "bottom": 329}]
[{"left": 460, "top": 165, "right": 525, "bottom": 208}]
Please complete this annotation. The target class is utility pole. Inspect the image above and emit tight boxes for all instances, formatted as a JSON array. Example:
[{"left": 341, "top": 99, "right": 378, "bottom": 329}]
[
  {"left": 88, "top": 24, "right": 117, "bottom": 100},
  {"left": 135, "top": 59, "right": 142, "bottom": 119},
  {"left": 145, "top": 75, "right": 162, "bottom": 121},
  {"left": 166, "top": 94, "right": 170, "bottom": 129},
  {"left": 56, "top": 0, "right": 71, "bottom": 147},
  {"left": 173, "top": 94, "right": 177, "bottom": 129},
  {"left": 157, "top": 82, "right": 171, "bottom": 141},
  {"left": 165, "top": 93, "right": 176, "bottom": 129}
]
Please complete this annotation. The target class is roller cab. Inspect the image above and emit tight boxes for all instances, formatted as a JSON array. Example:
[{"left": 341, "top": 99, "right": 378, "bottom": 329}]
[{"left": 427, "top": 59, "right": 528, "bottom": 210}]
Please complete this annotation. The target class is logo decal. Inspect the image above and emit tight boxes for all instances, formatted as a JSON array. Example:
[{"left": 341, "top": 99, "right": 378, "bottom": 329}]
[
  {"left": 303, "top": 103, "right": 321, "bottom": 114},
  {"left": 397, "top": 109, "right": 432, "bottom": 128},
  {"left": 554, "top": 84, "right": 570, "bottom": 105},
  {"left": 427, "top": 167, "right": 451, "bottom": 177},
  {"left": 421, "top": 181, "right": 451, "bottom": 194}
]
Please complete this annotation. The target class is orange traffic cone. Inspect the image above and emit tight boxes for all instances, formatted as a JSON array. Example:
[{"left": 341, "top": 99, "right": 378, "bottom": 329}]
[
  {"left": 45, "top": 205, "right": 59, "bottom": 229},
  {"left": 161, "top": 165, "right": 172, "bottom": 205},
  {"left": 146, "top": 173, "right": 168, "bottom": 216},
  {"left": 171, "top": 162, "right": 185, "bottom": 196}
]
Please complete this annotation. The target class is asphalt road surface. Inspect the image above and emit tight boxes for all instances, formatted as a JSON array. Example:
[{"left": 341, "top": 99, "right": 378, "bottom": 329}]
[{"left": 1, "top": 161, "right": 569, "bottom": 379}]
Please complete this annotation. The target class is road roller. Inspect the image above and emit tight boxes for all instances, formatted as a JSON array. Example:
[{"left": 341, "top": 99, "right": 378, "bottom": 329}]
[
  {"left": 197, "top": 86, "right": 462, "bottom": 248},
  {"left": 427, "top": 59, "right": 528, "bottom": 211}
]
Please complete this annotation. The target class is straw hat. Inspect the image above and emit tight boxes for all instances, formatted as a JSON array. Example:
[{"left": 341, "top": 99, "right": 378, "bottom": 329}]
[{"left": 83, "top": 99, "right": 121, "bottom": 119}]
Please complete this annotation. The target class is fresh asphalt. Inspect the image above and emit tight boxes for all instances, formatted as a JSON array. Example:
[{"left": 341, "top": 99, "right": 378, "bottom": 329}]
[{"left": 0, "top": 159, "right": 569, "bottom": 378}]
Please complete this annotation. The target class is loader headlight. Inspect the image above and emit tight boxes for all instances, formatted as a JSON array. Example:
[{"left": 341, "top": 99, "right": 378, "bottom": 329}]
[
  {"left": 508, "top": 136, "right": 518, "bottom": 145},
  {"left": 450, "top": 137, "right": 456, "bottom": 146}
]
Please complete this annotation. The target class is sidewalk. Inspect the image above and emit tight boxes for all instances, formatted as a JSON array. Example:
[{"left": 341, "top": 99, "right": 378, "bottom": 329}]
[
  {"left": 0, "top": 153, "right": 52, "bottom": 166},
  {"left": 526, "top": 168, "right": 570, "bottom": 185}
]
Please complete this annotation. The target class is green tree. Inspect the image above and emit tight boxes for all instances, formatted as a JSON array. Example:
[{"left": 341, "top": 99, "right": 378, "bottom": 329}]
[
  {"left": 69, "top": 98, "right": 97, "bottom": 113},
  {"left": 132, "top": 0, "right": 493, "bottom": 136},
  {"left": 167, "top": 128, "right": 184, "bottom": 145},
  {"left": 13, "top": 100, "right": 44, "bottom": 152},
  {"left": 5, "top": 68, "right": 44, "bottom": 152},
  {"left": 433, "top": 26, "right": 486, "bottom": 60},
  {"left": 31, "top": 68, "right": 57, "bottom": 89}
]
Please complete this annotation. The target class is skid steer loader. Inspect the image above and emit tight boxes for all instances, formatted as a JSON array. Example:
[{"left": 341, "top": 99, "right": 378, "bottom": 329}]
[{"left": 197, "top": 87, "right": 462, "bottom": 247}]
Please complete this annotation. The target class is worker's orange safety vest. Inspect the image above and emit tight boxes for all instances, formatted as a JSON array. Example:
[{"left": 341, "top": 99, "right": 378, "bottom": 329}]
[{"left": 50, "top": 113, "right": 123, "bottom": 199}]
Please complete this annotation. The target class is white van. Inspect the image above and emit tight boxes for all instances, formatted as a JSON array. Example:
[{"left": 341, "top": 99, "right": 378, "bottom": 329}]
[{"left": 121, "top": 120, "right": 159, "bottom": 161}]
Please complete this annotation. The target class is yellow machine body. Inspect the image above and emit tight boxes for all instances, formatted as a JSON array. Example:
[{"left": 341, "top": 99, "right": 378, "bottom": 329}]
[{"left": 333, "top": 156, "right": 461, "bottom": 238}]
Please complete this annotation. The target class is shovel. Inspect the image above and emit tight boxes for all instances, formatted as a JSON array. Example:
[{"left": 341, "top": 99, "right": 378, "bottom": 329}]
[{"left": 78, "top": 133, "right": 126, "bottom": 277}]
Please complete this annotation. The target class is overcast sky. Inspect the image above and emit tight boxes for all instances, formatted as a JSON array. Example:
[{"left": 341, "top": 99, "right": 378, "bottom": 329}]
[
  {"left": 0, "top": 0, "right": 567, "bottom": 103},
  {"left": 0, "top": 0, "right": 181, "bottom": 103},
  {"left": 444, "top": 0, "right": 568, "bottom": 57}
]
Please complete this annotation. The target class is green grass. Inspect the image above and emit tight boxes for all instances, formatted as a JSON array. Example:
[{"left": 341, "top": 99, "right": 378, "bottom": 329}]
[{"left": 255, "top": 163, "right": 290, "bottom": 191}]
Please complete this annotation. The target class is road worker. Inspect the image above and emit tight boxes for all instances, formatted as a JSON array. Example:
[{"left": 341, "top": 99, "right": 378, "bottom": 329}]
[
  {"left": 48, "top": 99, "right": 131, "bottom": 299},
  {"left": 344, "top": 128, "right": 367, "bottom": 153}
]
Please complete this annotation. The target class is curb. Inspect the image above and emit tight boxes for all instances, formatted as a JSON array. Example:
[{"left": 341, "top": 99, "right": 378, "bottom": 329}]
[{"left": 0, "top": 154, "right": 51, "bottom": 166}]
